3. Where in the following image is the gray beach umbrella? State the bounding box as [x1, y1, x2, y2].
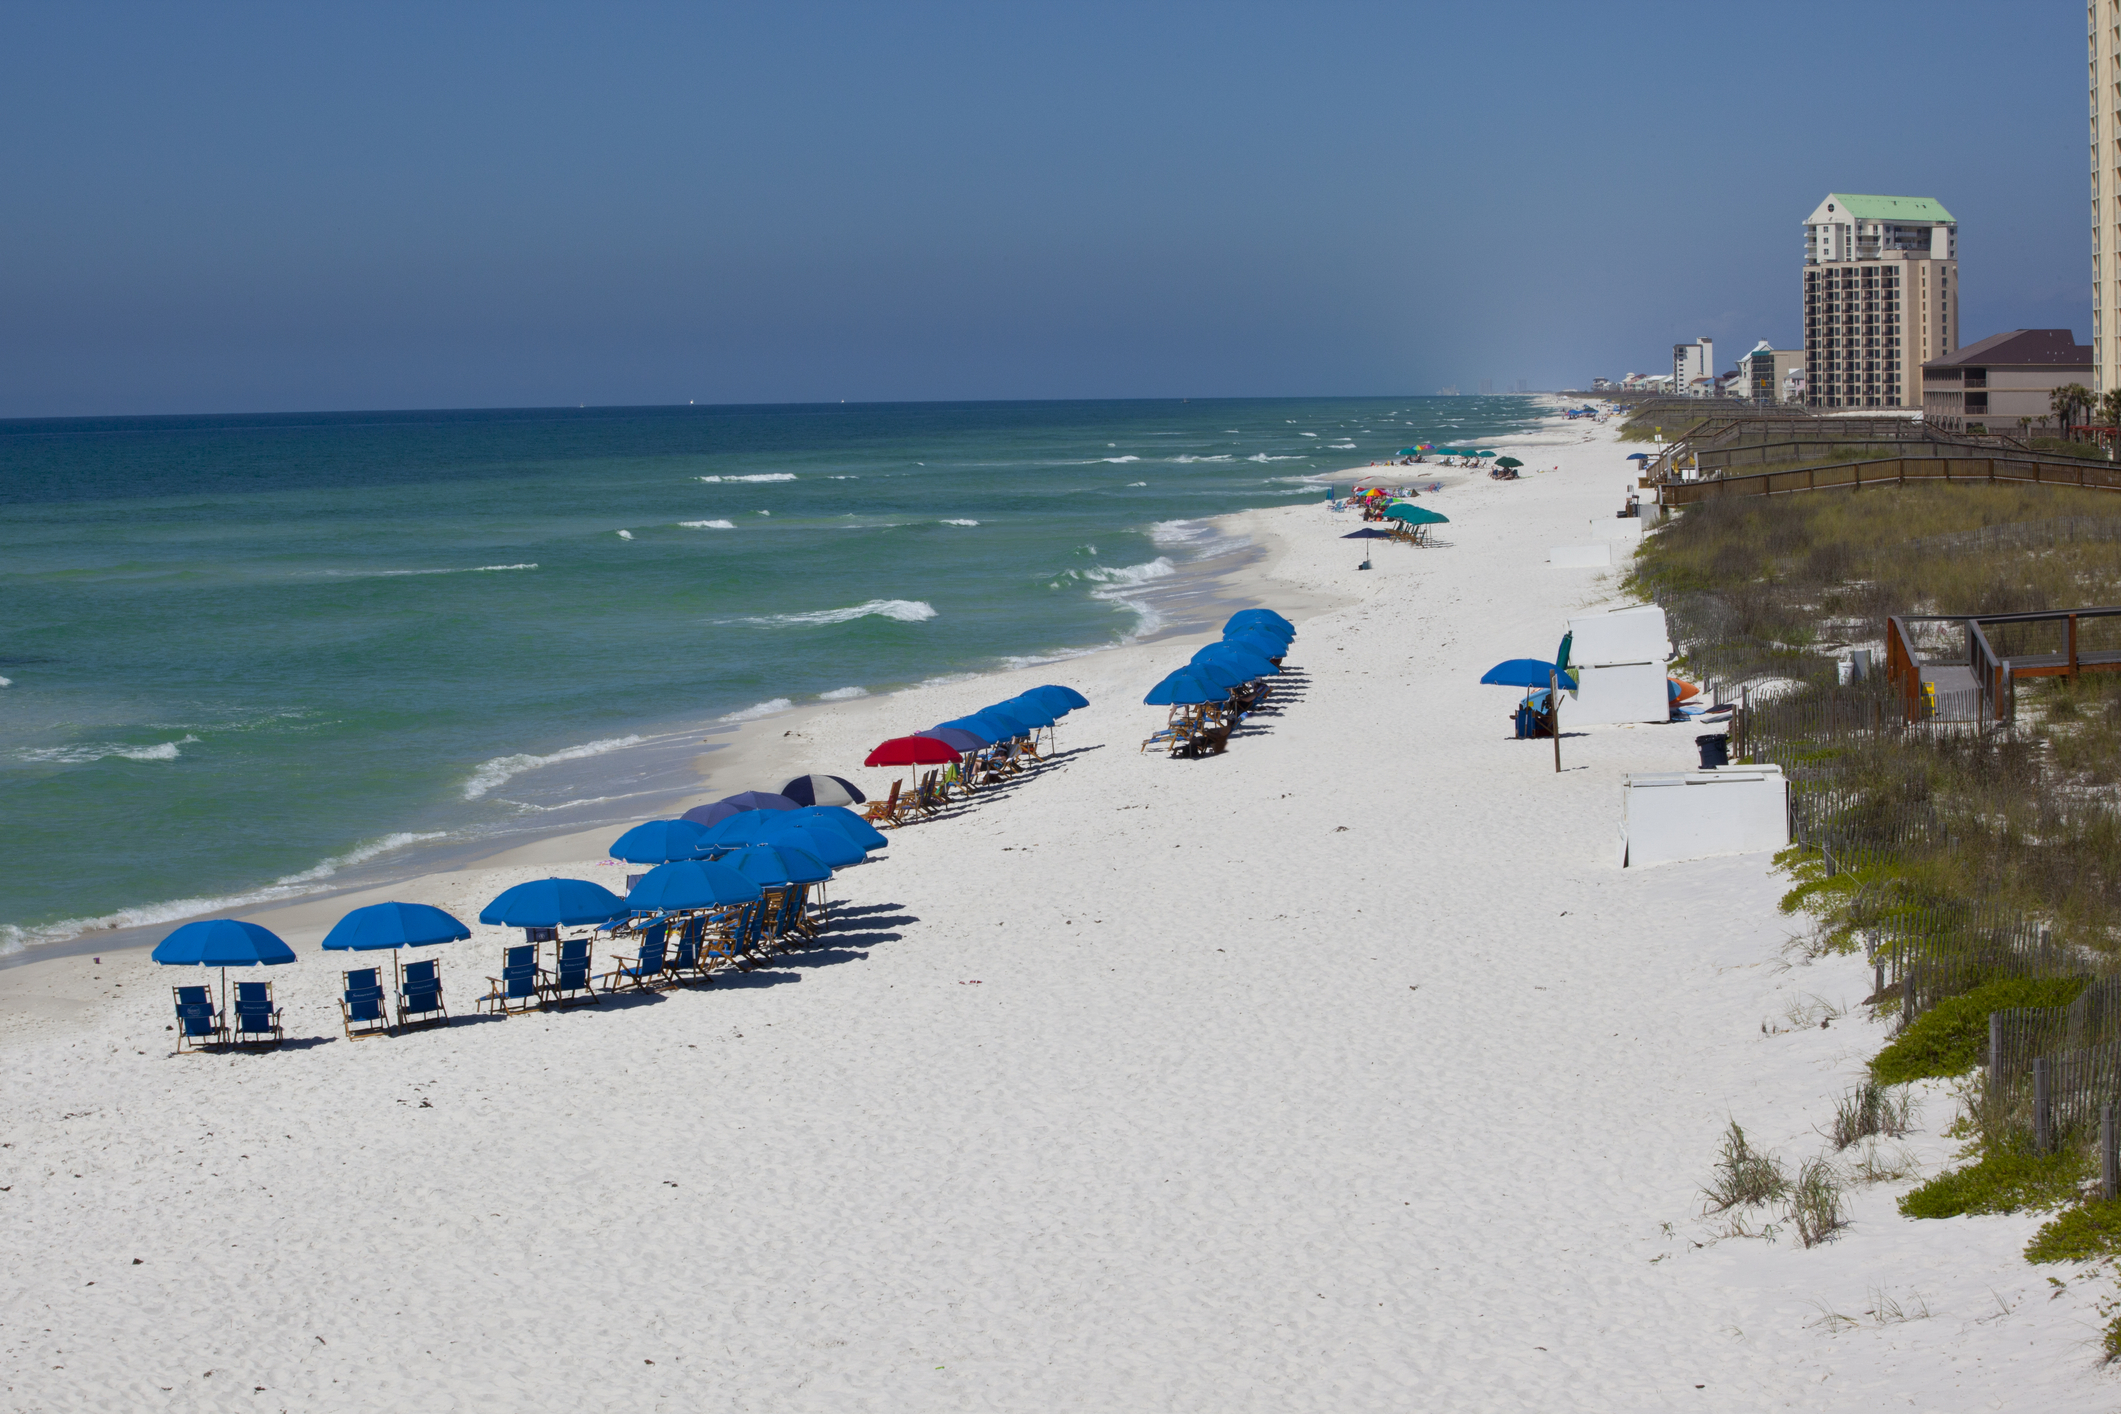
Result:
[779, 774, 867, 807]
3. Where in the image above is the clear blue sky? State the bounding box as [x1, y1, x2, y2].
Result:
[0, 2, 2085, 416]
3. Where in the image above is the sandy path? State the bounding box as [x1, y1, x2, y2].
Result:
[3, 421, 2113, 1411]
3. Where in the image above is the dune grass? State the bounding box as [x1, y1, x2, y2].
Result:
[1869, 978, 2091, 1086]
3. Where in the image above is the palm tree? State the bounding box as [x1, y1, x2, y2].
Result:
[2052, 381, 2094, 435]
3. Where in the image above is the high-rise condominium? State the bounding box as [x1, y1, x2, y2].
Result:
[2095, 5, 2118, 393]
[1802, 193, 1957, 409]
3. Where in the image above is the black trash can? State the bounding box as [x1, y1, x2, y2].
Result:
[1695, 733, 1729, 770]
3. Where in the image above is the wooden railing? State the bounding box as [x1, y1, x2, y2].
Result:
[1660, 455, 2121, 506]
[1885, 607, 2121, 723]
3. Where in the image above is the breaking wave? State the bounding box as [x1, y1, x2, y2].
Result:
[463, 734, 646, 800]
[1246, 453, 1302, 462]
[940, 519, 980, 527]
[719, 698, 794, 722]
[698, 473, 799, 482]
[733, 599, 939, 628]
[681, 520, 736, 529]
[17, 735, 198, 765]
[818, 686, 869, 700]
[0, 829, 452, 957]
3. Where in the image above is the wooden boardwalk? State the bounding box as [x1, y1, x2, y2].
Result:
[1658, 454, 2121, 506]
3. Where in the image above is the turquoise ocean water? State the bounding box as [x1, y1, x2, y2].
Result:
[0, 396, 1544, 953]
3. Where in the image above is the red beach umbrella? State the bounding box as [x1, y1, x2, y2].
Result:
[864, 735, 962, 767]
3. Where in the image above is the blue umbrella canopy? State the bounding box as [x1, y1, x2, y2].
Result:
[1342, 527, 1394, 539]
[1144, 670, 1229, 706]
[679, 800, 743, 827]
[625, 859, 762, 911]
[778, 773, 867, 807]
[478, 878, 630, 927]
[1386, 503, 1449, 525]
[933, 716, 1001, 744]
[721, 844, 833, 887]
[699, 810, 792, 847]
[978, 704, 1041, 733]
[1226, 609, 1294, 635]
[1022, 685, 1083, 715]
[607, 818, 710, 864]
[1624, 452, 1650, 461]
[715, 790, 800, 813]
[993, 697, 1056, 729]
[754, 819, 867, 868]
[1195, 642, 1280, 676]
[1481, 659, 1578, 690]
[790, 805, 888, 850]
[1224, 631, 1289, 658]
[1034, 684, 1090, 709]
[1185, 655, 1254, 690]
[152, 918, 297, 967]
[321, 902, 471, 952]
[924, 725, 991, 752]
[964, 708, 1032, 738]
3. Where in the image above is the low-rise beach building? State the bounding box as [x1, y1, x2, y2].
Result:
[1921, 328, 2092, 433]
[1803, 193, 1957, 410]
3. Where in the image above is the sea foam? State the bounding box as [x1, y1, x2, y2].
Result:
[17, 734, 198, 765]
[463, 734, 646, 800]
[734, 600, 938, 628]
[698, 473, 799, 482]
[681, 520, 736, 529]
[719, 698, 795, 722]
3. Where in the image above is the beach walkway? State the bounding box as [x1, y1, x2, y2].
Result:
[2, 418, 2110, 1411]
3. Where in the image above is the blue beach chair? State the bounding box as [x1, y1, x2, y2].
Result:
[171, 985, 223, 1052]
[542, 937, 600, 1009]
[481, 944, 542, 1015]
[604, 919, 670, 992]
[229, 980, 283, 1047]
[396, 957, 448, 1031]
[665, 915, 708, 986]
[340, 967, 390, 1040]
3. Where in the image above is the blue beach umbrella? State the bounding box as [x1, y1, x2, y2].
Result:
[715, 790, 800, 813]
[478, 878, 630, 928]
[934, 716, 1000, 744]
[1226, 609, 1294, 635]
[1224, 631, 1289, 659]
[966, 708, 1034, 738]
[1034, 684, 1089, 710]
[993, 697, 1057, 729]
[790, 805, 888, 850]
[608, 818, 711, 864]
[1185, 656, 1254, 690]
[153, 919, 298, 968]
[1196, 643, 1280, 676]
[1144, 670, 1229, 706]
[924, 726, 991, 753]
[1026, 685, 1087, 713]
[153, 918, 298, 1037]
[755, 819, 867, 868]
[979, 703, 1043, 733]
[698, 810, 792, 847]
[721, 844, 833, 888]
[1480, 659, 1578, 690]
[678, 800, 743, 827]
[624, 859, 761, 912]
[321, 902, 472, 952]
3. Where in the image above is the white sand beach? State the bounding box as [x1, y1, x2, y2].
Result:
[4, 418, 2115, 1411]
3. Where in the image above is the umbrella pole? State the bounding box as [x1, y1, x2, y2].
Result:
[1550, 670, 1561, 774]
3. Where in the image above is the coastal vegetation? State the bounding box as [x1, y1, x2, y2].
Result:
[1637, 482, 2121, 1326]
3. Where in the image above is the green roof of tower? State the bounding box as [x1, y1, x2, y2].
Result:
[1825, 193, 1954, 223]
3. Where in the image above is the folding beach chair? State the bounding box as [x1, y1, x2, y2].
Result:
[481, 943, 543, 1015]
[171, 985, 224, 1052]
[663, 915, 708, 986]
[862, 779, 906, 827]
[695, 907, 746, 975]
[542, 936, 601, 1009]
[340, 967, 391, 1040]
[396, 957, 448, 1031]
[229, 980, 284, 1047]
[604, 918, 670, 993]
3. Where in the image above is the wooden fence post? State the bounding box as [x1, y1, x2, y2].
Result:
[1990, 1011, 2004, 1074]
[1903, 969, 1915, 1028]
[2103, 1105, 2117, 1203]
[2035, 1057, 2052, 1154]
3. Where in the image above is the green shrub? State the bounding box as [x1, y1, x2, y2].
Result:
[1869, 976, 2089, 1086]
[2025, 1198, 2121, 1263]
[1899, 1143, 2089, 1219]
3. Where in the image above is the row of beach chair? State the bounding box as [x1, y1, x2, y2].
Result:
[861, 736, 1045, 830]
[168, 883, 830, 1047]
